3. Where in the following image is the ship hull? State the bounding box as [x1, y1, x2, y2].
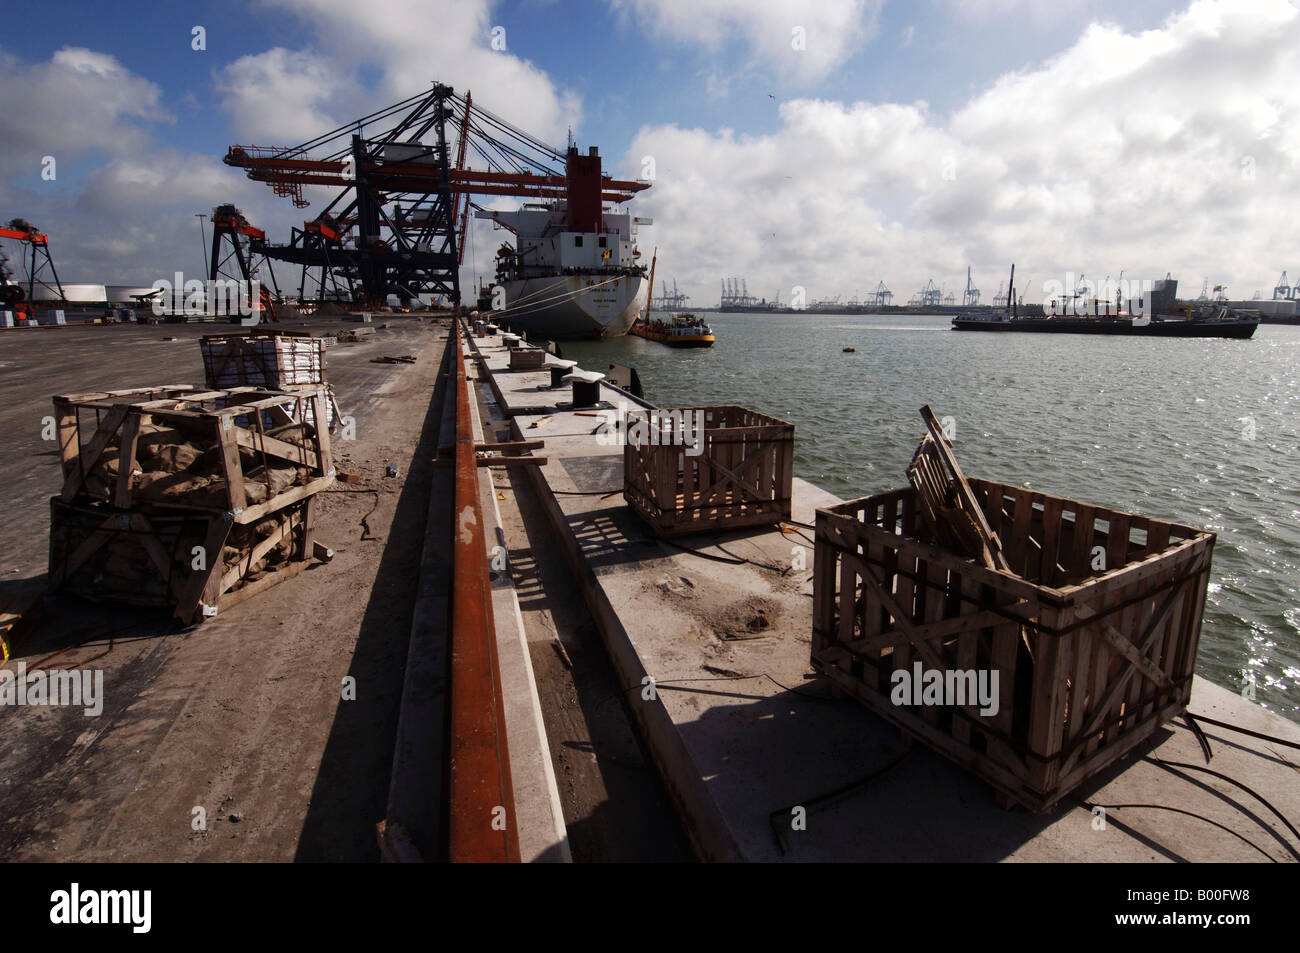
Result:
[953, 316, 1258, 339]
[494, 274, 647, 339]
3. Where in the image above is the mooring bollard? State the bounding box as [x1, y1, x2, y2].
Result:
[563, 369, 605, 408]
[547, 358, 577, 388]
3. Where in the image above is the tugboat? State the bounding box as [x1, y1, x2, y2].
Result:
[629, 312, 715, 348]
[627, 249, 715, 347]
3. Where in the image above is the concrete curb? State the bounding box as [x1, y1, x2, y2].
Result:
[468, 334, 743, 862]
[468, 357, 571, 863]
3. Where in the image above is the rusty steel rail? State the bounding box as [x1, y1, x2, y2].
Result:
[448, 320, 520, 862]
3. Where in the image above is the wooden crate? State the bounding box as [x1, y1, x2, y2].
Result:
[812, 479, 1215, 811]
[52, 385, 333, 525]
[624, 405, 793, 537]
[49, 495, 321, 624]
[200, 330, 325, 389]
[200, 331, 338, 429]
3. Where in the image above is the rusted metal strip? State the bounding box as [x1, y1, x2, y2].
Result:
[448, 321, 520, 863]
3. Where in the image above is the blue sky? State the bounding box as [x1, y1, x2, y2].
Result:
[1, 0, 1297, 304]
[3, 0, 1191, 160]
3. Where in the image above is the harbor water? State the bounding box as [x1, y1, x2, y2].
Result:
[562, 312, 1300, 724]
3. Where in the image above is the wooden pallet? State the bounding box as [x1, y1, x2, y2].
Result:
[812, 481, 1214, 812]
[52, 385, 333, 524]
[908, 405, 1011, 572]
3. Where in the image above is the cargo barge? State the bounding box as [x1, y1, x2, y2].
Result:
[952, 309, 1258, 338]
[953, 275, 1258, 339]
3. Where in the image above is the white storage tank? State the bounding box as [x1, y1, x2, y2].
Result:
[31, 283, 107, 303]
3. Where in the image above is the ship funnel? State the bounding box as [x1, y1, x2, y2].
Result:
[566, 147, 603, 233]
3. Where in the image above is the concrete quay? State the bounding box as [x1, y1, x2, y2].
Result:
[468, 327, 1300, 863]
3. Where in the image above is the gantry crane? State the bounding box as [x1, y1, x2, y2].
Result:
[220, 83, 649, 309]
[0, 218, 64, 308]
[207, 204, 287, 321]
[962, 267, 980, 307]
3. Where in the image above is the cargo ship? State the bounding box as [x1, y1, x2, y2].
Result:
[953, 308, 1258, 338]
[952, 276, 1258, 339]
[629, 313, 715, 348]
[476, 146, 651, 339]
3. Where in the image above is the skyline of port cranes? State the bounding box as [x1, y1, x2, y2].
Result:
[1272, 271, 1300, 300]
[713, 266, 1300, 309]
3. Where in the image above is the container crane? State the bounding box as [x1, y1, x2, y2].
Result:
[221, 83, 649, 309]
[0, 218, 64, 308]
[962, 267, 980, 307]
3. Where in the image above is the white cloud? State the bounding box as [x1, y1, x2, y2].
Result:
[217, 48, 347, 142]
[2, 2, 585, 286]
[938, 0, 1092, 22]
[0, 47, 282, 285]
[0, 47, 167, 179]
[219, 0, 581, 147]
[625, 0, 1300, 306]
[66, 151, 267, 282]
[608, 0, 884, 86]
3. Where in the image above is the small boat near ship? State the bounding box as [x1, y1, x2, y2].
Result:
[628, 250, 714, 347]
[629, 312, 715, 347]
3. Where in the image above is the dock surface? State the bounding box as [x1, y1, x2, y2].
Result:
[1, 317, 1296, 864]
[0, 318, 451, 861]
[470, 329, 1300, 862]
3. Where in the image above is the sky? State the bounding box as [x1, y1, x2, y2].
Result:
[1, 0, 1297, 307]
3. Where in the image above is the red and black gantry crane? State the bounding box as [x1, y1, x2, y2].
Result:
[215, 82, 648, 310]
[0, 218, 65, 315]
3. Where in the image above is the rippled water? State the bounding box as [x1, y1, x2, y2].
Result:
[562, 313, 1300, 724]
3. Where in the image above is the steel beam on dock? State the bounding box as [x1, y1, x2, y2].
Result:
[448, 321, 520, 862]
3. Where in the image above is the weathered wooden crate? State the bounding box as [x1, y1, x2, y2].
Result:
[812, 479, 1215, 811]
[200, 331, 337, 429]
[624, 405, 794, 537]
[49, 495, 322, 624]
[508, 347, 546, 370]
[200, 330, 325, 388]
[52, 385, 333, 524]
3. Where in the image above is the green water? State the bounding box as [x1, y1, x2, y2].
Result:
[562, 312, 1300, 724]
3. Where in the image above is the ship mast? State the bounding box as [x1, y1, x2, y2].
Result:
[641, 247, 658, 325]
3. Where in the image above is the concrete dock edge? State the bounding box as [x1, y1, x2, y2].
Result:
[467, 334, 742, 862]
